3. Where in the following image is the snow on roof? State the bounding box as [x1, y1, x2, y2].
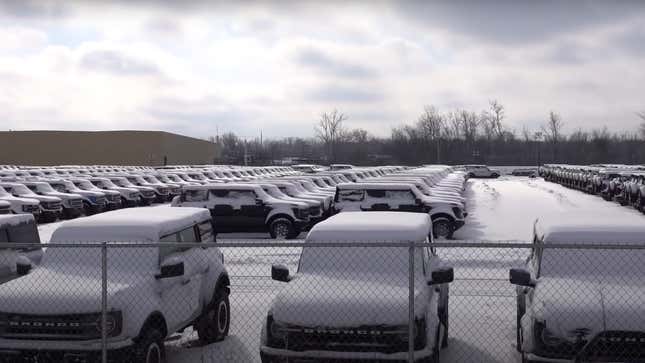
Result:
[0, 214, 35, 227]
[538, 222, 645, 244]
[306, 212, 431, 243]
[336, 182, 416, 190]
[50, 207, 211, 243]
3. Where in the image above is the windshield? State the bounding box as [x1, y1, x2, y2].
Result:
[76, 181, 96, 190]
[49, 183, 68, 193]
[113, 178, 134, 187]
[10, 185, 34, 195]
[37, 183, 55, 193]
[540, 249, 645, 278]
[97, 179, 117, 188]
[299, 246, 424, 279]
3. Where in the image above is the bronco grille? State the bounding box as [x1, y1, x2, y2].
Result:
[107, 194, 120, 203]
[142, 190, 155, 198]
[43, 201, 62, 210]
[96, 196, 107, 205]
[578, 331, 645, 362]
[309, 206, 322, 217]
[70, 199, 83, 208]
[0, 313, 101, 340]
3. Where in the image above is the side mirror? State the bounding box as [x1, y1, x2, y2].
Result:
[415, 198, 422, 205]
[255, 198, 265, 206]
[155, 261, 185, 279]
[429, 267, 454, 285]
[16, 256, 33, 276]
[509, 268, 535, 287]
[271, 264, 291, 282]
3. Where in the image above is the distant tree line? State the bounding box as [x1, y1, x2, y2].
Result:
[212, 102, 645, 166]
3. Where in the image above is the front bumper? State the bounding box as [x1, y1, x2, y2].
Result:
[0, 337, 133, 362]
[38, 210, 62, 223]
[260, 345, 434, 362]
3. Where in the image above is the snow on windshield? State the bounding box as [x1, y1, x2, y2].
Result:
[299, 246, 424, 279]
[11, 185, 33, 194]
[540, 249, 645, 278]
[50, 183, 67, 193]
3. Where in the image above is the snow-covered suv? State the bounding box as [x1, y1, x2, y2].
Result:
[511, 221, 645, 363]
[0, 208, 230, 363]
[463, 165, 501, 178]
[0, 186, 40, 217]
[22, 181, 84, 219]
[261, 212, 454, 362]
[173, 184, 311, 239]
[333, 183, 466, 239]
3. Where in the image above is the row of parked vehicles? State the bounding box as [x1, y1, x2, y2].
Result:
[540, 164, 645, 213]
[2, 207, 643, 362]
[0, 164, 469, 240]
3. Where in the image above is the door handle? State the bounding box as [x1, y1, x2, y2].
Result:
[181, 278, 191, 286]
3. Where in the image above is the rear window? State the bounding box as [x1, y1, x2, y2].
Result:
[338, 189, 364, 202]
[183, 189, 208, 202]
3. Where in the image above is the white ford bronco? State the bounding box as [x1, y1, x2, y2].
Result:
[511, 220, 645, 363]
[261, 212, 454, 362]
[0, 207, 230, 363]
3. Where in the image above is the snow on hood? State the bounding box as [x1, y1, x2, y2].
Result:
[271, 273, 427, 327]
[0, 266, 143, 314]
[532, 277, 645, 339]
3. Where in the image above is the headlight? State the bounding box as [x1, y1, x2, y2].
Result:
[22, 204, 34, 212]
[89, 196, 97, 203]
[95, 311, 123, 338]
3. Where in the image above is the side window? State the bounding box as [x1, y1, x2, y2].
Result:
[210, 189, 229, 198]
[385, 190, 415, 203]
[183, 189, 208, 202]
[198, 221, 215, 242]
[0, 228, 8, 242]
[178, 226, 197, 242]
[338, 189, 364, 202]
[159, 232, 180, 263]
[228, 190, 257, 204]
[366, 189, 386, 198]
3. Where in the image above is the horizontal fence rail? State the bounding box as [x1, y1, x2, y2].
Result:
[1, 240, 645, 363]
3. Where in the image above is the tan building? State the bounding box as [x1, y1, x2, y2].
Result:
[0, 130, 220, 166]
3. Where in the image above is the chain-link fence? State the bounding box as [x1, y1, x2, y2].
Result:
[1, 241, 645, 363]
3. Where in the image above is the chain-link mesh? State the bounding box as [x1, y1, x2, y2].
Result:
[1, 241, 645, 363]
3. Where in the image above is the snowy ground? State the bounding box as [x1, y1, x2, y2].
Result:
[36, 177, 645, 362]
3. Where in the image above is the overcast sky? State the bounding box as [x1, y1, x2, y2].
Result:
[1, 0, 644, 139]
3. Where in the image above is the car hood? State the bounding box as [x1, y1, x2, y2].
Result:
[19, 194, 60, 202]
[532, 277, 645, 336]
[44, 191, 83, 200]
[271, 273, 427, 327]
[0, 195, 39, 205]
[0, 266, 143, 314]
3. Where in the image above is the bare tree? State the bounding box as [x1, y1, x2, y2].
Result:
[416, 106, 445, 141]
[638, 112, 645, 139]
[542, 111, 564, 161]
[315, 109, 348, 163]
[457, 109, 480, 143]
[487, 100, 505, 138]
[521, 125, 532, 142]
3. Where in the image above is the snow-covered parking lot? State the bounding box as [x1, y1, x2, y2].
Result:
[36, 177, 645, 362]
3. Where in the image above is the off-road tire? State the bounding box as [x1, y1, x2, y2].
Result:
[197, 288, 230, 343]
[133, 328, 166, 363]
[269, 218, 295, 240]
[432, 219, 453, 240]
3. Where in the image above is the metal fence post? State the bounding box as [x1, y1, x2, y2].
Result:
[408, 242, 415, 363]
[101, 242, 108, 363]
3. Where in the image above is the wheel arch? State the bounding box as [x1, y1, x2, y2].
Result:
[136, 311, 168, 342]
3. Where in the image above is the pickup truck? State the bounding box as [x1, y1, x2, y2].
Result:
[0, 207, 230, 363]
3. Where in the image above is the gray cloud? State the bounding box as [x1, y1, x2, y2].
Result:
[307, 84, 384, 103]
[394, 0, 645, 45]
[295, 47, 378, 79]
[79, 50, 160, 76]
[0, 0, 69, 18]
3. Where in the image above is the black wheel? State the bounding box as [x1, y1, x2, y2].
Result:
[133, 328, 166, 363]
[197, 288, 230, 343]
[269, 218, 295, 240]
[432, 219, 453, 240]
[491, 173, 500, 178]
[468, 172, 475, 178]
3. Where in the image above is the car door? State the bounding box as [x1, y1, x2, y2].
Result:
[390, 190, 423, 212]
[209, 190, 236, 232]
[158, 231, 198, 330]
[236, 190, 267, 229]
